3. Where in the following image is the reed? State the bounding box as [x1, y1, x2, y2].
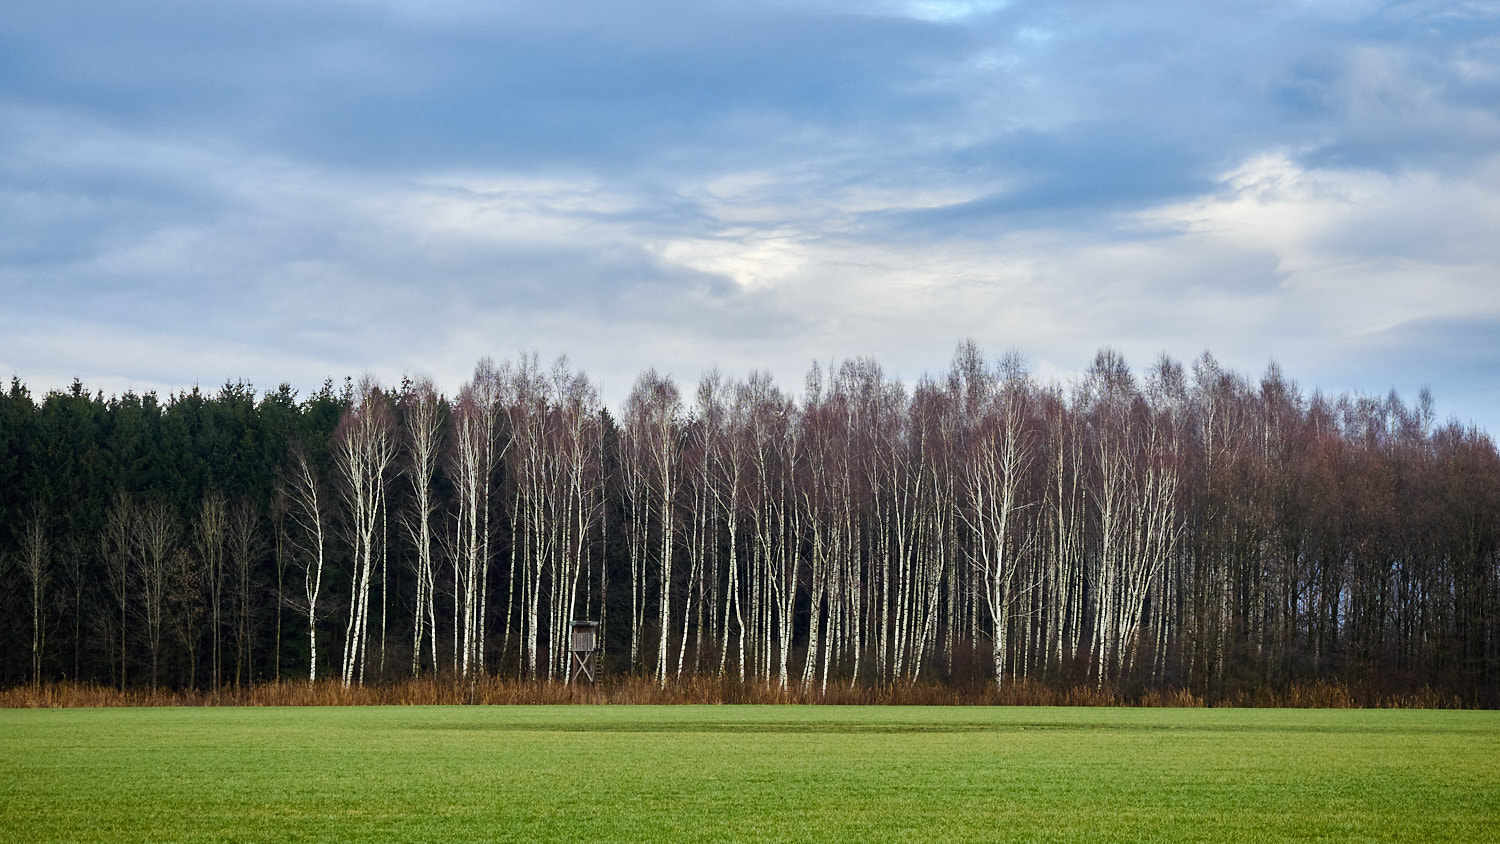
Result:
[0, 676, 1472, 708]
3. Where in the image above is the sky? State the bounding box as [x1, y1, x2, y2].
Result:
[3, 0, 1499, 430]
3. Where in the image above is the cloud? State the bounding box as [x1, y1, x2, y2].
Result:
[2, 0, 1499, 432]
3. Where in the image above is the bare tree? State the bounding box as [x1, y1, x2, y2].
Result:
[101, 492, 135, 690]
[553, 364, 603, 682]
[136, 499, 177, 693]
[227, 498, 261, 688]
[961, 353, 1035, 687]
[4, 348, 1497, 700]
[166, 547, 205, 688]
[696, 371, 742, 678]
[738, 372, 800, 688]
[623, 370, 684, 685]
[620, 398, 650, 672]
[506, 356, 554, 680]
[401, 376, 445, 678]
[196, 491, 227, 688]
[517, 359, 604, 681]
[448, 361, 508, 681]
[334, 376, 398, 687]
[59, 536, 86, 681]
[20, 506, 50, 686]
[285, 444, 328, 681]
[269, 486, 289, 681]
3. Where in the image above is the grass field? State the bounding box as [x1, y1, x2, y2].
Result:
[2, 705, 1497, 842]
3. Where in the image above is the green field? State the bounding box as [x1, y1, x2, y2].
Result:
[2, 705, 1497, 842]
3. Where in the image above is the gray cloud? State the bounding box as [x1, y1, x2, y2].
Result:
[2, 0, 1498, 431]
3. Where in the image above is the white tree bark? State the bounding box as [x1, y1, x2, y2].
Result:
[401, 377, 444, 677]
[286, 445, 327, 682]
[335, 377, 397, 687]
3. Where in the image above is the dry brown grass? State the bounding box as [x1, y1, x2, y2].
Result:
[0, 677, 1471, 709]
[1218, 680, 1468, 710]
[1135, 686, 1206, 707]
[0, 677, 1126, 708]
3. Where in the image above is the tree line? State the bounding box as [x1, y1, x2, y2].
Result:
[1, 344, 1497, 702]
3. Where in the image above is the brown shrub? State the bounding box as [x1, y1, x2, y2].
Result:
[0, 676, 1475, 709]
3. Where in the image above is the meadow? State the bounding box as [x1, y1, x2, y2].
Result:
[2, 705, 1497, 842]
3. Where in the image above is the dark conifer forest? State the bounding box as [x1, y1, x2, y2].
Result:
[2, 344, 1497, 703]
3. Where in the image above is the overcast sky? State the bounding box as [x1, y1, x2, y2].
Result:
[3, 0, 1498, 430]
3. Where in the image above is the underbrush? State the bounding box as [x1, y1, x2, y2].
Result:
[0, 676, 1473, 708]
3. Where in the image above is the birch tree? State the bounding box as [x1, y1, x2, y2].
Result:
[700, 372, 750, 679]
[448, 360, 510, 680]
[548, 363, 603, 682]
[623, 370, 684, 685]
[269, 487, 289, 681]
[285, 444, 328, 681]
[1, 349, 1496, 699]
[334, 377, 397, 686]
[400, 376, 444, 677]
[961, 353, 1035, 686]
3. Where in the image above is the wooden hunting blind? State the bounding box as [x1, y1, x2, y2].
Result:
[570, 621, 598, 684]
